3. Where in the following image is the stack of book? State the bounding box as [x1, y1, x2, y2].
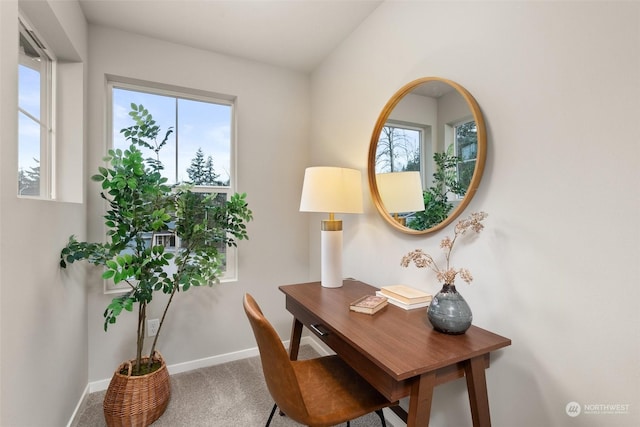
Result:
[376, 285, 432, 310]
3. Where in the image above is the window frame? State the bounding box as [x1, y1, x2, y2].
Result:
[376, 121, 424, 174]
[17, 17, 56, 199]
[453, 118, 478, 197]
[104, 78, 239, 293]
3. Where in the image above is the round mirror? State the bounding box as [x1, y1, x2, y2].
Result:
[367, 77, 487, 235]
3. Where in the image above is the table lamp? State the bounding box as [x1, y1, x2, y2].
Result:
[376, 171, 425, 226]
[300, 167, 363, 288]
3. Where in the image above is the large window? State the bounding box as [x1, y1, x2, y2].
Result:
[111, 84, 233, 188]
[108, 81, 238, 284]
[18, 20, 54, 197]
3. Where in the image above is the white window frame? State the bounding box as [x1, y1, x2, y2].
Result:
[377, 121, 424, 174]
[104, 78, 239, 293]
[453, 118, 478, 199]
[18, 17, 56, 199]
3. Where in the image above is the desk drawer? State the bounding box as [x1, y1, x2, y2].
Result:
[286, 297, 411, 401]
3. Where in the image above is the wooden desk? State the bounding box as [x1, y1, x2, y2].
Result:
[279, 279, 511, 427]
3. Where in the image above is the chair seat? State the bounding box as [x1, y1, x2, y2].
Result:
[243, 293, 396, 427]
[292, 355, 394, 427]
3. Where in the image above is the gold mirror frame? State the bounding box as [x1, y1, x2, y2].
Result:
[367, 77, 487, 235]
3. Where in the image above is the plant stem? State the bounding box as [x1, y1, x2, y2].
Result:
[136, 301, 146, 375]
[147, 283, 177, 368]
[147, 247, 192, 369]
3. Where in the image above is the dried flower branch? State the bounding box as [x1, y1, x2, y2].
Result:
[400, 211, 488, 285]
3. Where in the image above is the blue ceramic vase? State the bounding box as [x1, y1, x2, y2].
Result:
[427, 284, 472, 334]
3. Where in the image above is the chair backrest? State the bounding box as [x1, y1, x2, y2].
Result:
[243, 294, 310, 422]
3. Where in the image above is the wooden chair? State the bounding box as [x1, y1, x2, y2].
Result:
[243, 293, 396, 427]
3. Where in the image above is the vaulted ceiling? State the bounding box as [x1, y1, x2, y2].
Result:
[79, 0, 383, 72]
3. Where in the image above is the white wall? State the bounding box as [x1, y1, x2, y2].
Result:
[86, 25, 312, 382]
[0, 1, 88, 426]
[311, 2, 639, 427]
[2, 1, 638, 426]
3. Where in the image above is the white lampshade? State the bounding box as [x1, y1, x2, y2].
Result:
[299, 166, 363, 288]
[300, 167, 363, 214]
[376, 171, 425, 214]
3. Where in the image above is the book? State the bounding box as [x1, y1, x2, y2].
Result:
[380, 285, 432, 304]
[349, 295, 388, 315]
[376, 291, 431, 310]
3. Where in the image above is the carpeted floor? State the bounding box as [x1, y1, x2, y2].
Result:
[74, 345, 392, 426]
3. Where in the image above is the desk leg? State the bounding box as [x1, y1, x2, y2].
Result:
[288, 318, 303, 361]
[407, 371, 436, 426]
[465, 355, 491, 427]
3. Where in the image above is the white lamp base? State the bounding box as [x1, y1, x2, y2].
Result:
[320, 229, 343, 288]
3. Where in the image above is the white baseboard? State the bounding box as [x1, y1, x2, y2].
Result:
[68, 336, 407, 427]
[70, 336, 318, 426]
[88, 338, 315, 393]
[66, 383, 91, 427]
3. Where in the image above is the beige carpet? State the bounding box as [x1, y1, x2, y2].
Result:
[74, 345, 392, 426]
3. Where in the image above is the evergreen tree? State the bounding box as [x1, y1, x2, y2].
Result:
[403, 150, 421, 172]
[18, 159, 40, 196]
[203, 155, 220, 185]
[186, 148, 207, 184]
[187, 148, 221, 186]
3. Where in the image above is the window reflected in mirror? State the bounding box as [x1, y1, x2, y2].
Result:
[374, 102, 478, 231]
[454, 120, 478, 194]
[368, 77, 486, 235]
[375, 124, 422, 173]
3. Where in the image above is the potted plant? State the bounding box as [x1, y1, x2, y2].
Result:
[60, 104, 252, 426]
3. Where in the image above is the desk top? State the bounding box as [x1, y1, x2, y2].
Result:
[280, 279, 511, 381]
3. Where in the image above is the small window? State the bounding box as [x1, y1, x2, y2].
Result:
[375, 124, 422, 173]
[107, 80, 238, 286]
[454, 120, 478, 193]
[18, 20, 54, 197]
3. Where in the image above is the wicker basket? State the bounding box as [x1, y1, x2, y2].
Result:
[103, 352, 171, 427]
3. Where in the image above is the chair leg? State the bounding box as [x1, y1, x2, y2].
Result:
[265, 403, 277, 427]
[375, 409, 387, 427]
[346, 421, 350, 427]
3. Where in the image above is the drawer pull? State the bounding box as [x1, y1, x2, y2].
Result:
[310, 324, 329, 337]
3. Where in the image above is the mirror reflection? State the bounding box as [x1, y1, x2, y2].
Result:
[368, 77, 486, 235]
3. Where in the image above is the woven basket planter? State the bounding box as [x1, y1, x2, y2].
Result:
[103, 352, 171, 427]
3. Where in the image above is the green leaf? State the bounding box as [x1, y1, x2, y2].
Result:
[61, 103, 254, 358]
